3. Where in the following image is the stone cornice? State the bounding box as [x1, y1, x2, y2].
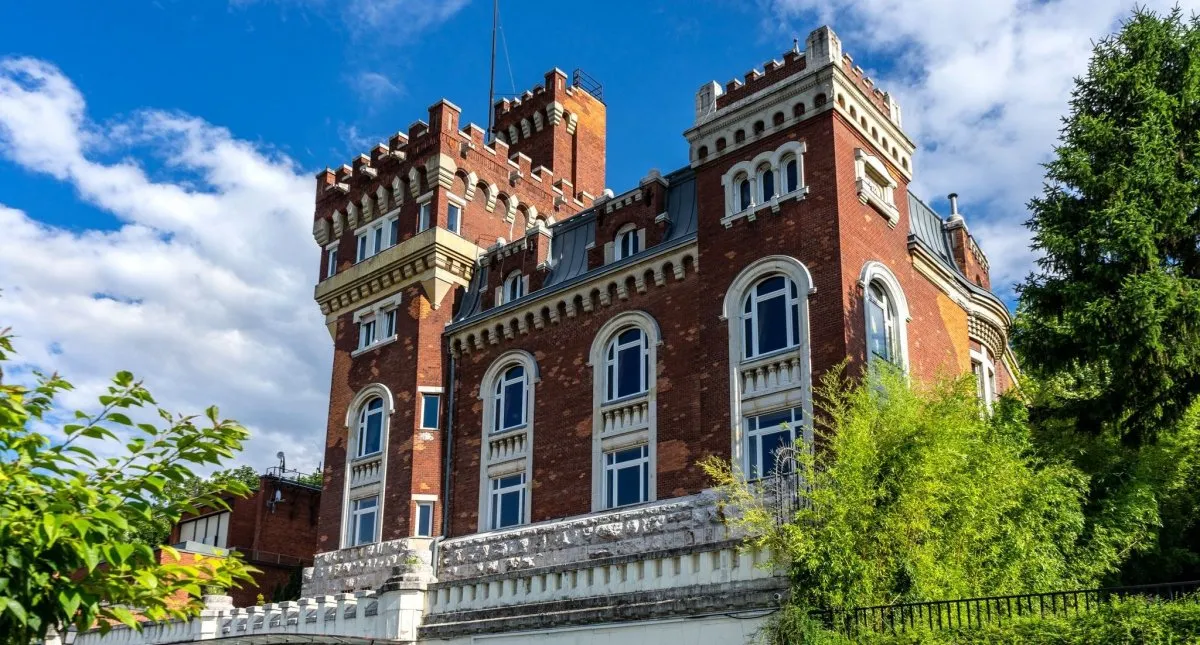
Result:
[314, 228, 482, 324]
[909, 240, 1012, 355]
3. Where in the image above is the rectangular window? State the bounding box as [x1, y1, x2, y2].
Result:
[358, 318, 376, 350]
[388, 215, 400, 247]
[178, 512, 230, 548]
[372, 223, 385, 255]
[420, 393, 440, 430]
[604, 445, 649, 509]
[418, 202, 432, 232]
[415, 502, 434, 537]
[325, 245, 338, 278]
[745, 407, 802, 480]
[447, 203, 462, 234]
[350, 497, 378, 546]
[489, 473, 526, 530]
[356, 232, 369, 262]
[383, 309, 397, 339]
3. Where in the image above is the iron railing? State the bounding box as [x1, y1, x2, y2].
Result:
[572, 68, 604, 102]
[811, 580, 1200, 636]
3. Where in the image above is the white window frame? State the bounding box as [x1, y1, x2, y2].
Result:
[386, 214, 400, 247]
[744, 406, 803, 480]
[614, 224, 641, 261]
[503, 271, 525, 304]
[720, 141, 808, 226]
[446, 194, 465, 235]
[859, 261, 910, 373]
[488, 472, 527, 531]
[477, 351, 538, 532]
[417, 198, 433, 232]
[325, 242, 339, 279]
[492, 364, 528, 433]
[855, 149, 900, 225]
[971, 345, 997, 411]
[741, 275, 803, 360]
[723, 256, 814, 481]
[355, 231, 370, 262]
[352, 294, 402, 356]
[341, 384, 393, 549]
[603, 444, 649, 509]
[420, 391, 441, 430]
[349, 496, 379, 546]
[589, 311, 661, 512]
[178, 511, 230, 548]
[604, 327, 649, 402]
[415, 501, 434, 537]
[355, 396, 385, 458]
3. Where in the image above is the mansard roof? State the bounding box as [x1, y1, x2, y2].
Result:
[450, 166, 698, 327]
[907, 191, 1008, 308]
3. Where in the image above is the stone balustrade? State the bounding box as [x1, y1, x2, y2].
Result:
[599, 396, 650, 435]
[486, 429, 527, 464]
[349, 455, 383, 489]
[301, 537, 432, 597]
[740, 352, 804, 399]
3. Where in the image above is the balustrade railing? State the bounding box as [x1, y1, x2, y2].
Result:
[600, 396, 650, 435]
[740, 353, 803, 398]
[487, 429, 527, 463]
[349, 456, 382, 489]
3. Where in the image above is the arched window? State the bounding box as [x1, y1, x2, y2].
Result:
[605, 327, 649, 401]
[758, 163, 775, 202]
[716, 137, 727, 152]
[793, 102, 806, 117]
[492, 365, 528, 433]
[814, 93, 827, 107]
[356, 397, 384, 457]
[697, 145, 708, 160]
[773, 111, 785, 126]
[615, 225, 640, 261]
[734, 129, 746, 144]
[866, 281, 898, 365]
[753, 120, 765, 135]
[741, 275, 801, 359]
[783, 155, 799, 194]
[860, 262, 909, 371]
[504, 271, 524, 304]
[737, 173, 753, 211]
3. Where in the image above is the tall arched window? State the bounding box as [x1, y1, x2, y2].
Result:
[783, 155, 799, 194]
[742, 275, 802, 359]
[615, 225, 640, 261]
[758, 163, 775, 202]
[357, 397, 384, 457]
[866, 281, 898, 365]
[860, 262, 910, 372]
[503, 271, 524, 304]
[492, 364, 528, 433]
[737, 174, 752, 211]
[605, 327, 648, 401]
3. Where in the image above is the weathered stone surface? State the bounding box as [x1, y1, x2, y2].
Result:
[301, 537, 433, 597]
[436, 492, 732, 581]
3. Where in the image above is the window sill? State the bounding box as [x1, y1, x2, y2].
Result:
[350, 452, 383, 464]
[351, 335, 399, 358]
[721, 186, 809, 229]
[856, 179, 900, 227]
[741, 344, 803, 368]
[490, 424, 528, 438]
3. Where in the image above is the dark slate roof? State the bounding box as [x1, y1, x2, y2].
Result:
[450, 167, 698, 327]
[907, 191, 958, 272]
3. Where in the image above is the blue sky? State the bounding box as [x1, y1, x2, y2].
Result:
[0, 0, 1190, 472]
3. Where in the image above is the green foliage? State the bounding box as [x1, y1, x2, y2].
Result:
[702, 367, 1123, 643]
[126, 465, 262, 548]
[850, 596, 1200, 644]
[294, 468, 324, 489]
[1013, 8, 1200, 447]
[0, 327, 256, 643]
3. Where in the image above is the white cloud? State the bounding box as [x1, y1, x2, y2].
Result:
[229, 0, 469, 40]
[768, 0, 1200, 297]
[349, 71, 403, 104]
[0, 57, 329, 473]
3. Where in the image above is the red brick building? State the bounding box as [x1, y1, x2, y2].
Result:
[169, 473, 320, 606]
[308, 26, 1015, 557]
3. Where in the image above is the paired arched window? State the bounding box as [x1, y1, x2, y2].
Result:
[356, 397, 384, 457]
[605, 327, 649, 401]
[615, 225, 640, 261]
[492, 364, 528, 433]
[503, 271, 524, 304]
[783, 155, 799, 194]
[741, 275, 802, 359]
[720, 141, 807, 224]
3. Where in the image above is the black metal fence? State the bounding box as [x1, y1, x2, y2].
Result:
[811, 580, 1200, 636]
[572, 68, 604, 102]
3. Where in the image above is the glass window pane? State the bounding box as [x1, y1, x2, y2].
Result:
[506, 365, 525, 380]
[614, 446, 643, 463]
[502, 381, 524, 428]
[390, 218, 399, 246]
[757, 276, 785, 296]
[605, 468, 614, 508]
[758, 429, 793, 477]
[498, 490, 521, 527]
[762, 171, 775, 200]
[786, 160, 798, 192]
[616, 463, 642, 506]
[740, 180, 751, 210]
[867, 300, 888, 360]
[417, 503, 433, 537]
[757, 293, 788, 354]
[616, 345, 642, 398]
[364, 411, 382, 454]
[421, 394, 440, 429]
[617, 328, 641, 345]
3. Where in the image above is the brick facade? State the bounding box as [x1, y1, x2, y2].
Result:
[309, 26, 1017, 550]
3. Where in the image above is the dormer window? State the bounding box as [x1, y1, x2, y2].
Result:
[504, 271, 525, 303]
[615, 225, 640, 261]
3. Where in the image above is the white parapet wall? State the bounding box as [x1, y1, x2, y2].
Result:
[301, 536, 433, 597]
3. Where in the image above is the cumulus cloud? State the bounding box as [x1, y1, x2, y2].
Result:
[0, 57, 329, 472]
[768, 0, 1200, 298]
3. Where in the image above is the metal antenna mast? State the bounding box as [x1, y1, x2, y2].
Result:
[486, 0, 498, 140]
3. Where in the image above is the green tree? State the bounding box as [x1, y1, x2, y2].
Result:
[0, 328, 255, 643]
[125, 465, 261, 548]
[1013, 8, 1200, 447]
[1012, 7, 1200, 583]
[703, 368, 1120, 643]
